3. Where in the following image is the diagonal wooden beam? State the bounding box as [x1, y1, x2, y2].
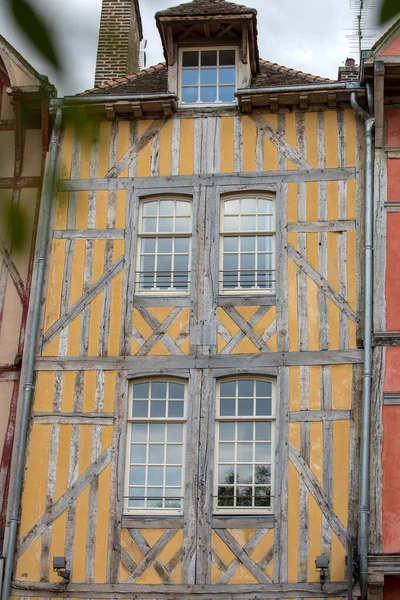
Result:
[19, 446, 112, 556]
[125, 529, 178, 584]
[287, 244, 358, 324]
[216, 528, 270, 583]
[221, 307, 274, 355]
[136, 307, 184, 356]
[106, 119, 168, 178]
[215, 529, 272, 584]
[289, 442, 347, 547]
[0, 241, 25, 302]
[120, 547, 137, 574]
[258, 546, 274, 571]
[249, 112, 312, 170]
[43, 256, 124, 347]
[222, 306, 268, 353]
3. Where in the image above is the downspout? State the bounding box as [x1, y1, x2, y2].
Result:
[350, 91, 375, 600]
[0, 108, 63, 600]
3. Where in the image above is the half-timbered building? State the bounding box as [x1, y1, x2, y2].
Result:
[2, 1, 393, 599]
[0, 35, 54, 562]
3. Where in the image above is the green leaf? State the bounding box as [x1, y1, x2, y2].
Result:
[1, 201, 28, 252]
[8, 0, 60, 69]
[380, 0, 400, 24]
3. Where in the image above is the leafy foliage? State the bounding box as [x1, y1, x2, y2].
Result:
[7, 0, 60, 70]
[380, 0, 400, 24]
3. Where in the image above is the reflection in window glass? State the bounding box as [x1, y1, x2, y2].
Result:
[215, 379, 274, 512]
[137, 198, 192, 293]
[221, 196, 275, 292]
[126, 381, 186, 513]
[181, 48, 236, 104]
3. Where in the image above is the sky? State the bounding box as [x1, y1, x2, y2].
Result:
[0, 0, 387, 96]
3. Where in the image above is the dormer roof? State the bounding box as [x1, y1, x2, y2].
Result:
[155, 0, 257, 18]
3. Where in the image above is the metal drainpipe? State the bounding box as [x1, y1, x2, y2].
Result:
[350, 91, 375, 600]
[0, 108, 63, 600]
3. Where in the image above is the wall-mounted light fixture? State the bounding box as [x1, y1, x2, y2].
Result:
[53, 557, 70, 585]
[315, 555, 329, 587]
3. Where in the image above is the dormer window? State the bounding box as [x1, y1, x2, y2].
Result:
[180, 48, 237, 105]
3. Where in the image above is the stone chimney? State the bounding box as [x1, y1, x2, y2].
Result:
[338, 58, 359, 82]
[95, 0, 143, 87]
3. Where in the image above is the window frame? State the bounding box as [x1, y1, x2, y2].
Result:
[213, 376, 276, 516]
[136, 196, 193, 296]
[124, 377, 188, 516]
[178, 46, 238, 107]
[219, 193, 276, 295]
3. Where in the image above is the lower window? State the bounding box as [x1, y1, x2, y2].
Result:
[125, 379, 186, 515]
[214, 378, 275, 513]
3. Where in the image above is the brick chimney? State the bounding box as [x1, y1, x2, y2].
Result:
[338, 58, 359, 82]
[95, 0, 143, 87]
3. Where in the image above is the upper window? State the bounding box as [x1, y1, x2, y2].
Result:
[137, 197, 192, 294]
[180, 48, 237, 105]
[214, 378, 275, 514]
[125, 379, 187, 515]
[220, 195, 276, 293]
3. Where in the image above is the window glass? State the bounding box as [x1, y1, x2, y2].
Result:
[215, 379, 274, 512]
[126, 380, 186, 513]
[181, 48, 237, 104]
[137, 198, 192, 293]
[220, 196, 275, 292]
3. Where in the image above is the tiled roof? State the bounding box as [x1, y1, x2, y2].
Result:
[251, 59, 334, 87]
[80, 63, 168, 96]
[156, 0, 257, 18]
[81, 59, 333, 96]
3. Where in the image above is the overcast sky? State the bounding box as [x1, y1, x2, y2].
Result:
[0, 0, 387, 96]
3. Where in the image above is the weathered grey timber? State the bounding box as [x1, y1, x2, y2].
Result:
[10, 581, 349, 598]
[249, 112, 312, 170]
[218, 295, 276, 307]
[42, 256, 124, 346]
[32, 414, 114, 425]
[34, 350, 364, 371]
[298, 365, 309, 583]
[321, 365, 333, 575]
[133, 296, 190, 307]
[18, 446, 112, 556]
[214, 529, 272, 584]
[0, 241, 25, 302]
[369, 347, 385, 554]
[58, 168, 357, 192]
[287, 220, 356, 232]
[276, 183, 289, 352]
[289, 410, 351, 422]
[373, 151, 387, 331]
[40, 423, 59, 581]
[215, 529, 271, 584]
[288, 244, 358, 323]
[136, 307, 184, 356]
[347, 364, 362, 547]
[220, 307, 273, 354]
[274, 367, 289, 583]
[125, 529, 178, 584]
[121, 517, 184, 529]
[289, 442, 347, 547]
[105, 119, 168, 178]
[52, 229, 125, 239]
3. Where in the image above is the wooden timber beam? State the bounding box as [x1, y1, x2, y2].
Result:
[10, 581, 350, 598]
[34, 350, 364, 372]
[0, 176, 41, 188]
[374, 61, 385, 149]
[0, 241, 26, 303]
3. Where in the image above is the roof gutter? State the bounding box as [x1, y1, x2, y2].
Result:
[50, 93, 177, 107]
[236, 81, 363, 95]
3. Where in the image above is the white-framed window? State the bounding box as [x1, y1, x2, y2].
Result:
[214, 377, 275, 514]
[220, 194, 276, 293]
[125, 379, 187, 515]
[136, 197, 192, 294]
[180, 47, 237, 105]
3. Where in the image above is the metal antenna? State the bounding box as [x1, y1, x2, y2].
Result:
[346, 0, 377, 60]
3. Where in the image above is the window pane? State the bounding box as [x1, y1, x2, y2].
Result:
[142, 238, 156, 253]
[201, 50, 217, 66]
[182, 69, 199, 85]
[255, 487, 271, 507]
[241, 198, 257, 213]
[224, 237, 239, 252]
[256, 422, 271, 441]
[174, 255, 189, 273]
[255, 465, 271, 484]
[143, 217, 157, 233]
[258, 236, 273, 251]
[133, 401, 148, 418]
[238, 399, 254, 416]
[238, 380, 254, 397]
[159, 200, 174, 216]
[237, 487, 252, 506]
[159, 217, 174, 233]
[256, 399, 272, 416]
[200, 86, 217, 103]
[238, 422, 253, 441]
[237, 465, 253, 484]
[241, 254, 256, 271]
[166, 466, 181, 485]
[219, 443, 235, 462]
[220, 381, 236, 397]
[237, 443, 253, 462]
[149, 445, 164, 463]
[225, 199, 239, 214]
[151, 401, 166, 418]
[242, 215, 257, 231]
[257, 380, 272, 397]
[220, 49, 236, 66]
[176, 201, 191, 216]
[166, 445, 182, 464]
[132, 423, 147, 442]
[175, 217, 191, 232]
[219, 68, 236, 84]
[224, 254, 238, 271]
[219, 86, 236, 102]
[182, 87, 198, 103]
[130, 466, 145, 485]
[167, 423, 183, 442]
[152, 382, 167, 398]
[218, 487, 234, 506]
[258, 199, 272, 214]
[255, 443, 272, 462]
[131, 445, 146, 463]
[220, 422, 235, 441]
[134, 383, 149, 398]
[141, 255, 155, 273]
[158, 255, 172, 273]
[220, 399, 236, 416]
[169, 383, 185, 399]
[224, 216, 239, 231]
[219, 465, 235, 484]
[158, 238, 173, 253]
[148, 466, 163, 485]
[241, 237, 256, 251]
[201, 68, 217, 84]
[175, 237, 190, 253]
[168, 401, 184, 418]
[150, 423, 165, 442]
[183, 51, 199, 67]
[143, 201, 157, 216]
